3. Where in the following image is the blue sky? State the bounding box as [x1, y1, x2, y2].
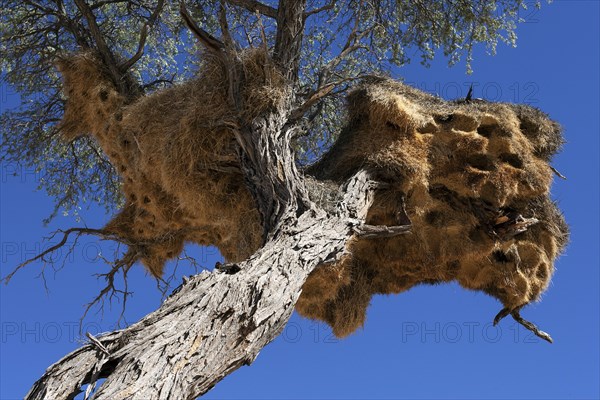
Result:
[1, 1, 599, 399]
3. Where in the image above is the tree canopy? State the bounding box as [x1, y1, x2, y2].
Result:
[1, 0, 540, 222]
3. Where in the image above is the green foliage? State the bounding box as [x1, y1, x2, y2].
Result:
[295, 0, 542, 163]
[1, 0, 544, 219]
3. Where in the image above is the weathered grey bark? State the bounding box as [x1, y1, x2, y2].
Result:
[26, 2, 374, 398]
[26, 170, 380, 400]
[274, 0, 307, 82]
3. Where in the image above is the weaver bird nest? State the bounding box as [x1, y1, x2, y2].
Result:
[57, 49, 567, 341]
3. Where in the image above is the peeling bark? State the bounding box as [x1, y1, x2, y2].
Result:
[26, 171, 380, 400]
[17, 0, 565, 397]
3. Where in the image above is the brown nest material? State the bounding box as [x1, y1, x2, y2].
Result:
[57, 49, 286, 276]
[299, 78, 568, 338]
[57, 52, 567, 340]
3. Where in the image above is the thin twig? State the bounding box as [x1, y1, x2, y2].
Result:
[511, 309, 553, 343]
[2, 227, 109, 284]
[304, 0, 335, 18]
[81, 249, 138, 329]
[225, 0, 277, 18]
[550, 166, 567, 180]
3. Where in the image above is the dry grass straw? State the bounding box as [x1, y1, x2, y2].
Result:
[57, 49, 286, 276]
[58, 54, 567, 337]
[300, 78, 568, 337]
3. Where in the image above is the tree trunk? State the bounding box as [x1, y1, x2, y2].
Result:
[25, 3, 359, 397]
[26, 171, 379, 400]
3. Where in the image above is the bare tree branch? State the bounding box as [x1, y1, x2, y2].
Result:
[494, 306, 553, 343]
[180, 1, 225, 52]
[73, 0, 122, 86]
[119, 0, 165, 71]
[90, 0, 129, 10]
[118, 24, 148, 71]
[288, 3, 375, 124]
[288, 19, 373, 123]
[81, 248, 138, 328]
[304, 0, 335, 18]
[141, 76, 175, 91]
[316, 4, 372, 84]
[290, 83, 335, 118]
[2, 227, 110, 284]
[550, 165, 567, 180]
[289, 75, 362, 123]
[218, 1, 236, 49]
[23, 0, 90, 48]
[226, 0, 278, 18]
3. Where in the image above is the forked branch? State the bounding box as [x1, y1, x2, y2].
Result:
[2, 227, 110, 284]
[2, 225, 211, 332]
[291, 6, 374, 122]
[119, 24, 148, 71]
[304, 0, 335, 18]
[81, 248, 139, 327]
[494, 306, 553, 343]
[73, 0, 122, 86]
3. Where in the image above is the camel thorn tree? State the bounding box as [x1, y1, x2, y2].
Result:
[1, 0, 567, 398]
